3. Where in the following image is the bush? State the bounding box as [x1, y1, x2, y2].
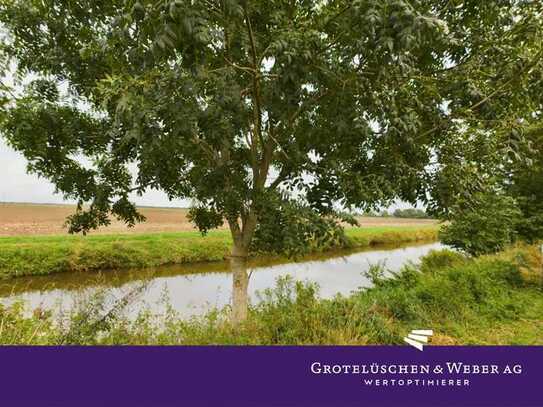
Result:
[419, 249, 467, 273]
[439, 193, 522, 256]
[508, 127, 543, 243]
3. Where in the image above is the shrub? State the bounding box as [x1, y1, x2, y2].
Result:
[419, 249, 467, 273]
[439, 193, 522, 256]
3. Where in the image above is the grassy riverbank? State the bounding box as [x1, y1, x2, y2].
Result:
[172, 245, 543, 346]
[1, 244, 541, 345]
[0, 226, 438, 279]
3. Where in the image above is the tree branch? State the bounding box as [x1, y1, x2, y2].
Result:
[416, 47, 543, 141]
[243, 5, 265, 150]
[223, 57, 256, 74]
[268, 167, 288, 190]
[288, 88, 331, 126]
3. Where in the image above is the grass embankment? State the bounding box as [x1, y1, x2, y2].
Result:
[1, 245, 541, 345]
[0, 226, 438, 279]
[172, 245, 542, 345]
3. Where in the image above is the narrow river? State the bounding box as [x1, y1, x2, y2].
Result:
[0, 242, 442, 319]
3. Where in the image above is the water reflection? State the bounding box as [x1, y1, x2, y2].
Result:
[0, 242, 443, 320]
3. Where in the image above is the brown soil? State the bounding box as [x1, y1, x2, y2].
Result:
[0, 203, 438, 236]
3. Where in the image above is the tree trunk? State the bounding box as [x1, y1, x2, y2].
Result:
[231, 253, 249, 326]
[227, 216, 256, 326]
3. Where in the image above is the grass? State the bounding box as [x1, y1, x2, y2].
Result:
[167, 245, 541, 346]
[1, 244, 541, 345]
[0, 226, 438, 279]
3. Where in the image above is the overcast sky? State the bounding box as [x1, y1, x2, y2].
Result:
[0, 138, 189, 207]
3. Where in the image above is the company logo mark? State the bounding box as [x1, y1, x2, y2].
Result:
[404, 329, 433, 351]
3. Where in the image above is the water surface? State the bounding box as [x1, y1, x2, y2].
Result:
[0, 242, 442, 319]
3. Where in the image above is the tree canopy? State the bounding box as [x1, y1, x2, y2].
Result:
[1, 0, 542, 256]
[440, 122, 543, 255]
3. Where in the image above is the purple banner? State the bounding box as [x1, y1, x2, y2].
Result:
[1, 346, 542, 406]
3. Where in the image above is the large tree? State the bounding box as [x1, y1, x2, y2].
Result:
[1, 1, 542, 315]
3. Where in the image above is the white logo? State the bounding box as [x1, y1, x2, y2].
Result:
[404, 329, 433, 351]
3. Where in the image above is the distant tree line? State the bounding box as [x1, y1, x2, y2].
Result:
[392, 208, 431, 219]
[360, 208, 431, 219]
